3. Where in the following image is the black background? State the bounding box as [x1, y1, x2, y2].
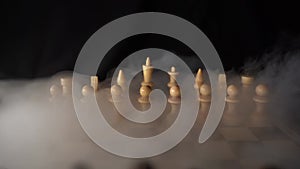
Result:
[1, 0, 300, 79]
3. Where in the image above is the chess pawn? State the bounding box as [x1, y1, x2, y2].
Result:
[194, 68, 204, 89]
[60, 77, 72, 96]
[222, 85, 242, 126]
[141, 57, 154, 87]
[225, 85, 239, 112]
[199, 84, 211, 102]
[248, 84, 271, 127]
[168, 85, 181, 104]
[167, 66, 179, 88]
[253, 84, 269, 112]
[81, 85, 93, 97]
[90, 76, 99, 92]
[109, 84, 123, 103]
[49, 84, 62, 101]
[117, 70, 127, 91]
[138, 85, 151, 104]
[81, 85, 93, 102]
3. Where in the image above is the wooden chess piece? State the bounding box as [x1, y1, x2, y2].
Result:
[60, 77, 72, 96]
[141, 57, 154, 88]
[241, 75, 254, 87]
[168, 85, 181, 104]
[109, 84, 123, 103]
[90, 75, 99, 92]
[218, 73, 226, 88]
[81, 85, 93, 102]
[138, 85, 151, 104]
[167, 66, 179, 88]
[225, 84, 239, 103]
[247, 84, 271, 127]
[49, 84, 62, 101]
[222, 84, 242, 126]
[253, 84, 269, 103]
[194, 68, 204, 89]
[117, 69, 126, 91]
[82, 85, 93, 97]
[199, 83, 211, 102]
[241, 75, 255, 102]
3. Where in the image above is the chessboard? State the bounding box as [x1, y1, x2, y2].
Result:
[0, 57, 300, 169]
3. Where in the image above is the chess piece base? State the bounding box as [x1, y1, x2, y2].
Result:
[225, 96, 239, 103]
[199, 95, 211, 103]
[253, 95, 268, 103]
[108, 97, 122, 103]
[168, 96, 181, 104]
[138, 96, 149, 104]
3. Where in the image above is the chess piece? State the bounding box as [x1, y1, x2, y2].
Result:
[222, 84, 242, 126]
[117, 70, 126, 91]
[225, 84, 239, 112]
[49, 84, 62, 101]
[241, 75, 254, 87]
[81, 85, 93, 102]
[253, 84, 269, 103]
[90, 76, 99, 92]
[109, 84, 123, 103]
[138, 85, 151, 104]
[167, 66, 179, 88]
[168, 85, 181, 104]
[218, 73, 226, 88]
[248, 84, 271, 127]
[253, 84, 269, 112]
[194, 68, 204, 89]
[141, 57, 154, 87]
[225, 85, 239, 103]
[60, 77, 72, 96]
[81, 85, 93, 97]
[199, 84, 211, 102]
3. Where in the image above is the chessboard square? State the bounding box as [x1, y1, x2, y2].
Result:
[195, 141, 236, 160]
[249, 127, 288, 140]
[220, 127, 259, 141]
[208, 130, 225, 141]
[228, 141, 268, 159]
[280, 159, 300, 169]
[262, 140, 300, 160]
[239, 158, 280, 169]
[198, 160, 241, 169]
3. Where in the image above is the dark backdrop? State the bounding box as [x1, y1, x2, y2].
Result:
[1, 0, 300, 79]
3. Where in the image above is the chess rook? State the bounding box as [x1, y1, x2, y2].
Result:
[218, 73, 226, 88]
[60, 77, 72, 96]
[241, 75, 254, 87]
[90, 75, 99, 92]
